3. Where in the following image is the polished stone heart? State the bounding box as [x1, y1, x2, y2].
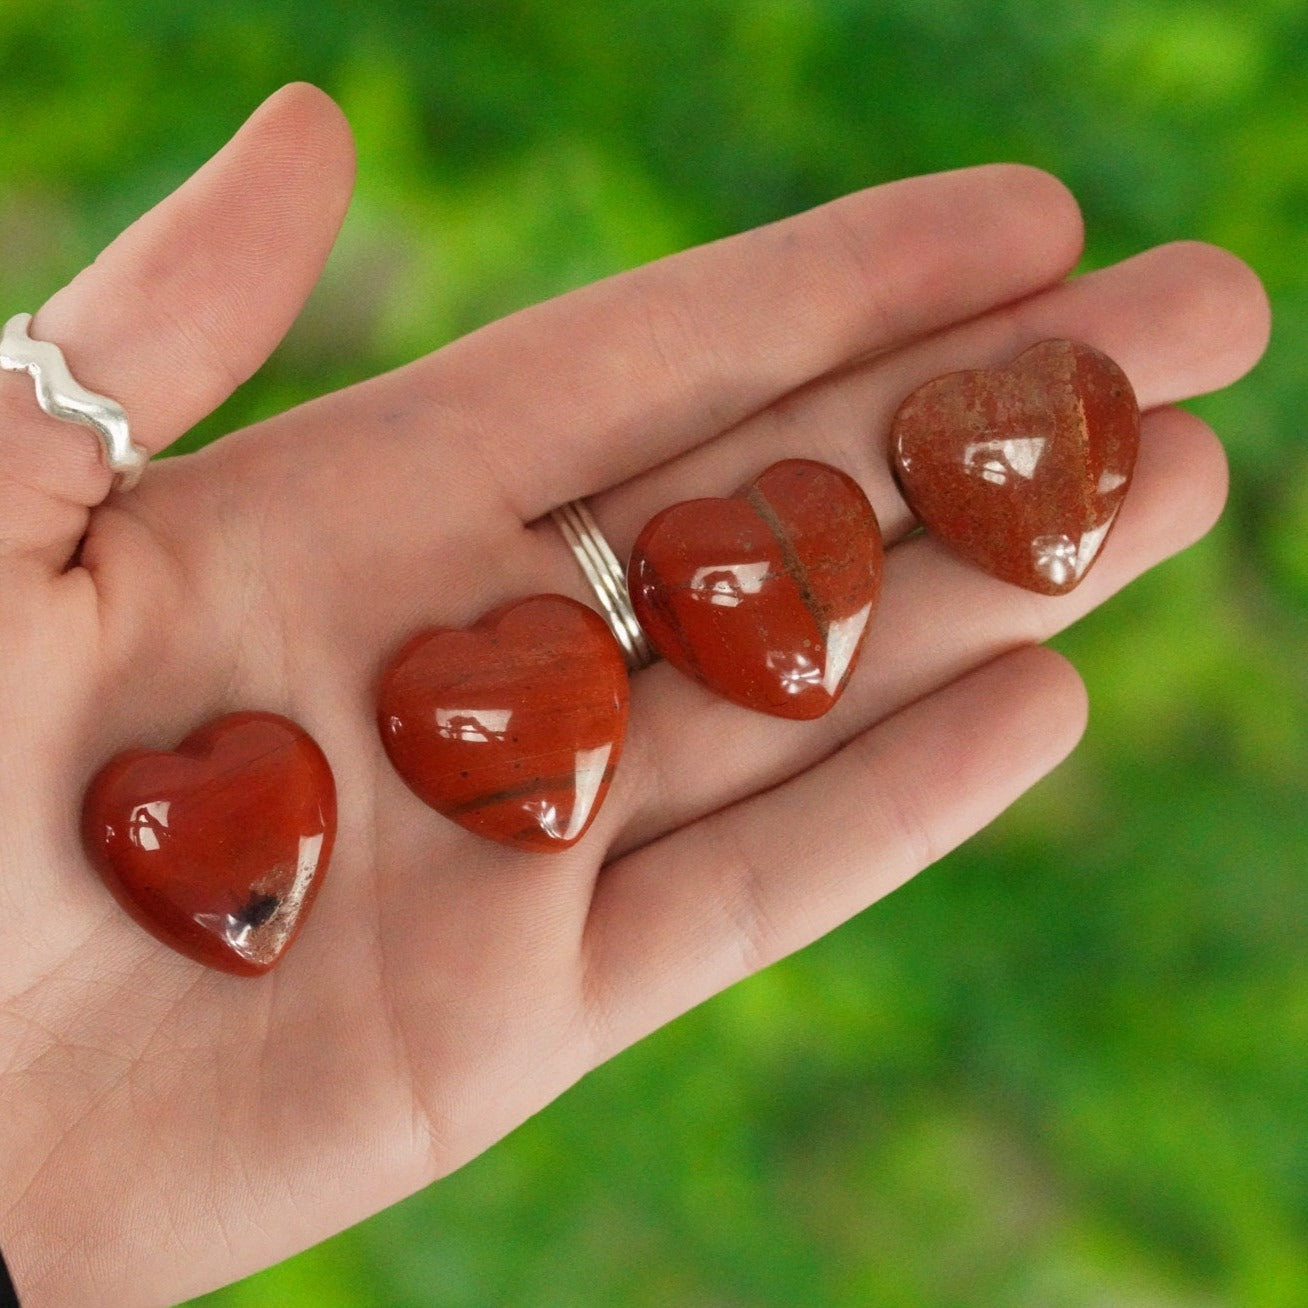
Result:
[628, 459, 884, 719]
[81, 712, 337, 977]
[891, 338, 1140, 595]
[378, 595, 628, 851]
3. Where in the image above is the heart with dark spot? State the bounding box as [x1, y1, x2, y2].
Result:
[82, 712, 336, 977]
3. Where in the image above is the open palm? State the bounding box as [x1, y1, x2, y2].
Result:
[0, 86, 1268, 1307]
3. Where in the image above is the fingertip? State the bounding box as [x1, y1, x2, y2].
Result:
[978, 642, 1088, 733]
[981, 162, 1086, 276]
[226, 83, 356, 218]
[1179, 410, 1231, 544]
[248, 83, 357, 184]
[1153, 240, 1272, 389]
[149, 83, 358, 385]
[883, 162, 1085, 334]
[1018, 644, 1090, 756]
[1134, 406, 1230, 551]
[1082, 241, 1272, 405]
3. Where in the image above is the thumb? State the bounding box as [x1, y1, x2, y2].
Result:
[0, 82, 355, 570]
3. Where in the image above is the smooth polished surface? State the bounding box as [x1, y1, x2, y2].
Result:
[891, 338, 1140, 595]
[628, 459, 884, 719]
[378, 595, 629, 851]
[82, 712, 337, 977]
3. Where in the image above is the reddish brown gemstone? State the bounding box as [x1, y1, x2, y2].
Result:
[378, 595, 628, 851]
[81, 712, 337, 977]
[628, 459, 884, 719]
[891, 339, 1140, 595]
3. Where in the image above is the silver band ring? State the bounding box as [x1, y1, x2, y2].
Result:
[552, 499, 657, 672]
[0, 312, 148, 491]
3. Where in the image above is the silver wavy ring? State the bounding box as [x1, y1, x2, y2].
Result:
[0, 312, 148, 491]
[551, 499, 657, 672]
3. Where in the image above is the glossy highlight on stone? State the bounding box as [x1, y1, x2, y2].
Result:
[891, 338, 1140, 595]
[628, 459, 884, 719]
[81, 712, 337, 977]
[378, 595, 628, 852]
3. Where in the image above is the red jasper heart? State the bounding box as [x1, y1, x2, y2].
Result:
[891, 338, 1140, 595]
[628, 459, 884, 719]
[81, 712, 337, 977]
[378, 595, 628, 852]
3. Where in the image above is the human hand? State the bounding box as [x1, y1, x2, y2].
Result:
[0, 85, 1268, 1306]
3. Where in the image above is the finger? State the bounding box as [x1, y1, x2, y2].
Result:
[580, 645, 1087, 1057]
[0, 83, 354, 569]
[576, 239, 1268, 555]
[317, 164, 1083, 525]
[602, 404, 1223, 852]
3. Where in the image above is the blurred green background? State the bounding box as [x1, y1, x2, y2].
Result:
[3, 1, 1307, 1303]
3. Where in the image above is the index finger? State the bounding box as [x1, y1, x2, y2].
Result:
[408, 163, 1084, 520]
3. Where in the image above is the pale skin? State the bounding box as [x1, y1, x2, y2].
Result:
[0, 85, 1269, 1306]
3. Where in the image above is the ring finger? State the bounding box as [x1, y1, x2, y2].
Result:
[525, 238, 1264, 849]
